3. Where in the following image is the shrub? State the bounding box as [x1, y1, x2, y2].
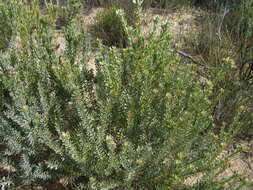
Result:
[0, 0, 248, 189]
[55, 0, 82, 29]
[94, 6, 129, 48]
[186, 0, 253, 138]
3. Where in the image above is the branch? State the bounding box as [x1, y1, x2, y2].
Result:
[217, 5, 230, 40]
[168, 48, 208, 67]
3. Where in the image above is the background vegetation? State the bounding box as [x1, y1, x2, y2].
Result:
[0, 0, 253, 189]
[0, 3, 12, 51]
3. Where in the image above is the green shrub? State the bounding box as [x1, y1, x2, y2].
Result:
[55, 0, 82, 29]
[94, 6, 129, 48]
[186, 0, 253, 138]
[0, 0, 248, 189]
[0, 4, 12, 51]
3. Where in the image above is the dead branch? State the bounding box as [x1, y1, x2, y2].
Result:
[168, 48, 208, 67]
[217, 5, 230, 40]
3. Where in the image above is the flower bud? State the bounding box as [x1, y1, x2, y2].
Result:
[22, 105, 29, 112]
[166, 93, 172, 100]
[137, 159, 145, 165]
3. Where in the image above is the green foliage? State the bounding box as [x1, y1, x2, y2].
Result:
[226, 0, 253, 82]
[94, 6, 129, 48]
[186, 0, 253, 138]
[0, 0, 85, 188]
[0, 0, 248, 189]
[0, 4, 12, 50]
[55, 0, 83, 29]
